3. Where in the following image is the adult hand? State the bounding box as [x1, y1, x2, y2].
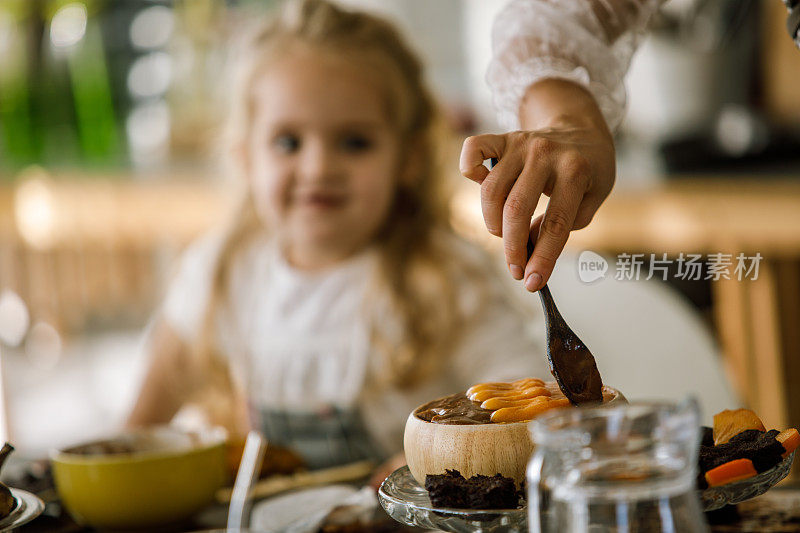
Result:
[460, 79, 615, 291]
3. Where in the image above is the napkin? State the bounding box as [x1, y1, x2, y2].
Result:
[250, 485, 376, 533]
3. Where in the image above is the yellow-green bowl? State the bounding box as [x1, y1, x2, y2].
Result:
[51, 426, 227, 530]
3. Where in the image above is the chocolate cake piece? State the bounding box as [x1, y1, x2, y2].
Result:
[425, 470, 470, 508]
[729, 429, 786, 472]
[465, 474, 520, 509]
[700, 426, 714, 447]
[697, 428, 787, 488]
[696, 469, 709, 490]
[425, 469, 521, 510]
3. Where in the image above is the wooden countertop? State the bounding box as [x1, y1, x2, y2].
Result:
[567, 178, 800, 256]
[2, 175, 800, 255]
[708, 488, 800, 532]
[0, 174, 228, 247]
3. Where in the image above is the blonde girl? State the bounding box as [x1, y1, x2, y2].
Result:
[128, 0, 547, 475]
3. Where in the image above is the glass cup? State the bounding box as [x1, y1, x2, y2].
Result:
[528, 400, 709, 533]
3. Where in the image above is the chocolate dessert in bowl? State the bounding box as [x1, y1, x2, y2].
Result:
[403, 378, 625, 507]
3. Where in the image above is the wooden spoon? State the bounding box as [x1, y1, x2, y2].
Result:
[527, 238, 603, 405]
[485, 158, 602, 404]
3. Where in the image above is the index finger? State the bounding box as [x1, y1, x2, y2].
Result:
[523, 179, 582, 291]
[459, 134, 507, 184]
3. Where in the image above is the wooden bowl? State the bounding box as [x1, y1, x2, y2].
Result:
[404, 385, 625, 486]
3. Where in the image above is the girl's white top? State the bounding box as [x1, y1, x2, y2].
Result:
[161, 232, 547, 454]
[489, 0, 664, 131]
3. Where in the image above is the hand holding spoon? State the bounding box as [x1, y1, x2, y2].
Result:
[485, 157, 603, 405]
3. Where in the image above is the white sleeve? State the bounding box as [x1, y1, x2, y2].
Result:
[161, 233, 223, 342]
[488, 0, 663, 131]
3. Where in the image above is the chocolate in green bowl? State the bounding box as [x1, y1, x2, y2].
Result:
[51, 426, 227, 530]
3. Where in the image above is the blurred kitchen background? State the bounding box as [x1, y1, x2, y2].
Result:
[1, 0, 800, 457]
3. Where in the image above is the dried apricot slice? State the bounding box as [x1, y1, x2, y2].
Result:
[490, 398, 571, 423]
[713, 409, 765, 445]
[468, 386, 550, 403]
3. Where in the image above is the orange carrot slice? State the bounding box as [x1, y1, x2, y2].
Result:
[704, 458, 758, 487]
[776, 428, 800, 458]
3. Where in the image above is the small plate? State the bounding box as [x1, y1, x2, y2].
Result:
[378, 466, 526, 533]
[0, 488, 45, 532]
[701, 451, 795, 511]
[379, 453, 794, 530]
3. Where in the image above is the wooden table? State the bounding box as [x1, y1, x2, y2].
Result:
[707, 488, 800, 532]
[6, 451, 800, 532]
[16, 488, 800, 532]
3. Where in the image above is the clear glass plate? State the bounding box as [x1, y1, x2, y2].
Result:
[0, 489, 45, 532]
[700, 451, 795, 511]
[378, 453, 794, 530]
[378, 466, 526, 533]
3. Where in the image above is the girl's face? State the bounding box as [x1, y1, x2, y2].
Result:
[246, 46, 405, 269]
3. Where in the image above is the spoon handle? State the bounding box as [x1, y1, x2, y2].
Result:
[526, 238, 555, 317]
[537, 284, 558, 324]
[525, 240, 567, 334]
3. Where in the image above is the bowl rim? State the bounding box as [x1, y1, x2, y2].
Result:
[410, 384, 623, 427]
[50, 425, 227, 466]
[407, 411, 530, 430]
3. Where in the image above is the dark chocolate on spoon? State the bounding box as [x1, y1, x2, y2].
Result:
[546, 324, 603, 404]
[528, 235, 603, 405]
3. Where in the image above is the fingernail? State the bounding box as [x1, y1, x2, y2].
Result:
[525, 272, 543, 292]
[509, 264, 524, 280]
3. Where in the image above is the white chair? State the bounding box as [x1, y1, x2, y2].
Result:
[548, 252, 740, 425]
